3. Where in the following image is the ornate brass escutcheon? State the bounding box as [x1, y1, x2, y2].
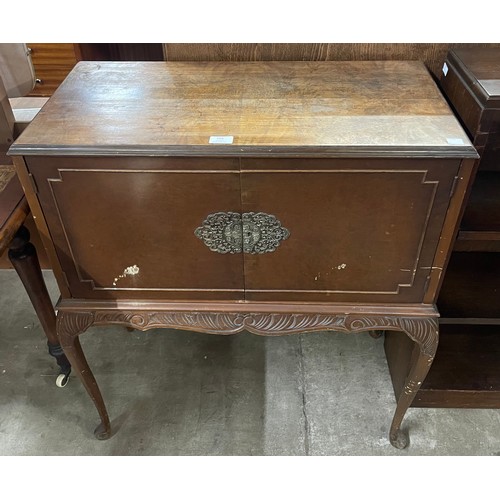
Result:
[195, 212, 290, 254]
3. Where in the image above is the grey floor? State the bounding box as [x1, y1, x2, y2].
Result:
[0, 269, 499, 455]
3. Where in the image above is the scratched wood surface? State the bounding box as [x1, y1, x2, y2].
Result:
[11, 61, 475, 157]
[163, 43, 500, 78]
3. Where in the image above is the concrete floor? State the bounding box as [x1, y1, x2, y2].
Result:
[0, 269, 499, 455]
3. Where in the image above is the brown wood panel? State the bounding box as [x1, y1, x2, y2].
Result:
[454, 235, 500, 252]
[440, 48, 500, 172]
[12, 156, 70, 296]
[26, 156, 244, 300]
[164, 43, 500, 78]
[480, 131, 500, 171]
[461, 171, 500, 231]
[241, 158, 458, 303]
[78, 43, 164, 61]
[28, 65, 75, 97]
[27, 43, 78, 66]
[439, 58, 484, 138]
[453, 50, 500, 82]
[437, 252, 500, 319]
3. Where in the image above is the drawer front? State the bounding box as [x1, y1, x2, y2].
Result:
[28, 65, 74, 96]
[27, 43, 78, 66]
[27, 157, 244, 300]
[240, 158, 460, 303]
[27, 43, 78, 96]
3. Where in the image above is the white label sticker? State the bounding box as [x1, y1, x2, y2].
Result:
[442, 62, 448, 76]
[446, 137, 464, 145]
[209, 135, 234, 144]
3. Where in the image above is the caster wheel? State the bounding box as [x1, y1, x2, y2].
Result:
[56, 373, 69, 388]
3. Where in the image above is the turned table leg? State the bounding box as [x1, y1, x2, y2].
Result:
[8, 225, 71, 386]
[57, 311, 111, 439]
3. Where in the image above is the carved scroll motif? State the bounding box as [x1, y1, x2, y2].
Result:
[56, 310, 438, 357]
[56, 308, 438, 451]
[57, 311, 95, 343]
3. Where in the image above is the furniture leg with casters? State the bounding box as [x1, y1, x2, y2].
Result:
[0, 170, 71, 386]
[9, 61, 477, 448]
[1, 44, 71, 385]
[8, 224, 71, 387]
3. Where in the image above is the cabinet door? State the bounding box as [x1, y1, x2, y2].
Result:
[240, 158, 460, 303]
[28, 156, 244, 300]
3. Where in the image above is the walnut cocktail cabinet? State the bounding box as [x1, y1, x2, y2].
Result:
[9, 61, 477, 449]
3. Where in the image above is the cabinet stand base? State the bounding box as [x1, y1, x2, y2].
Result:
[56, 302, 439, 449]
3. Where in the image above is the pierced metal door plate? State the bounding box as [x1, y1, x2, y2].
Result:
[195, 212, 290, 254]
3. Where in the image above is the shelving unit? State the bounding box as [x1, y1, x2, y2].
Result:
[386, 47, 500, 408]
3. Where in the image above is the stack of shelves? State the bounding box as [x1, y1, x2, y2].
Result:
[386, 47, 500, 408]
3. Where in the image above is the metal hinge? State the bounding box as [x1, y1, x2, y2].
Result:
[28, 173, 39, 194]
[449, 175, 460, 199]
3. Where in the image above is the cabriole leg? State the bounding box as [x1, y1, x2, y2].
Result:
[388, 317, 439, 449]
[57, 311, 111, 439]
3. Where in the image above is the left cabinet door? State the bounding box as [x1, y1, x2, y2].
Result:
[27, 156, 245, 301]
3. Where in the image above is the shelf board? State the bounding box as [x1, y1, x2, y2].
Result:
[461, 171, 500, 232]
[385, 324, 500, 408]
[458, 231, 500, 241]
[455, 231, 500, 251]
[437, 252, 500, 318]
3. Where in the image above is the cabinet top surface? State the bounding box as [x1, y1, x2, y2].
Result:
[450, 48, 500, 103]
[10, 61, 475, 158]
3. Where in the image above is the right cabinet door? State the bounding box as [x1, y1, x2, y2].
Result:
[240, 158, 460, 303]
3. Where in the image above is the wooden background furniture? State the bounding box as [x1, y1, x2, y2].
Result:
[25, 44, 164, 97]
[0, 167, 70, 386]
[163, 43, 500, 78]
[10, 60, 476, 448]
[26, 44, 79, 97]
[385, 47, 500, 408]
[1, 45, 70, 385]
[24, 43, 500, 99]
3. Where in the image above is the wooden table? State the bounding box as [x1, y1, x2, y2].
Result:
[9, 61, 477, 448]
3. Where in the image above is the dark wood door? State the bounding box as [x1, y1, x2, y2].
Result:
[240, 158, 460, 303]
[27, 155, 461, 304]
[27, 156, 244, 300]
